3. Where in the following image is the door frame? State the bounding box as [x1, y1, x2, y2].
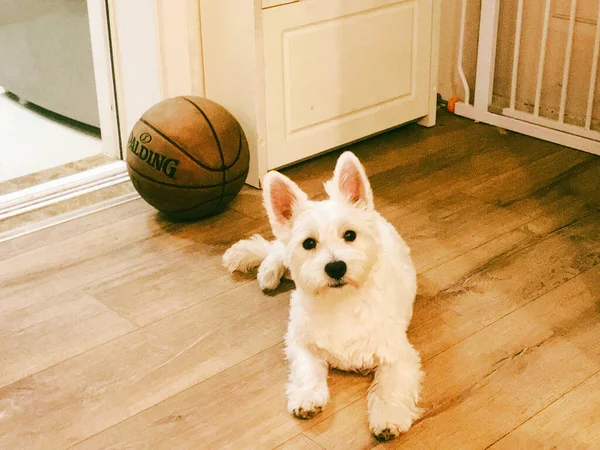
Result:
[0, 0, 203, 232]
[95, 0, 205, 158]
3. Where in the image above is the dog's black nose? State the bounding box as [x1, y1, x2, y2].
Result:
[325, 261, 347, 280]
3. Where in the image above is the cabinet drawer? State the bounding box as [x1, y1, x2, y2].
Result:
[262, 0, 433, 169]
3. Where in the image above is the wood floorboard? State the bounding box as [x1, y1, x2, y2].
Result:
[0, 288, 137, 389]
[489, 369, 600, 449]
[0, 281, 289, 449]
[306, 263, 600, 449]
[80, 213, 271, 326]
[71, 344, 372, 450]
[274, 434, 326, 450]
[0, 199, 154, 262]
[1, 112, 599, 449]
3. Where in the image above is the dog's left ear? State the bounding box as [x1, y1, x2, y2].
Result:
[327, 151, 374, 210]
[262, 170, 308, 239]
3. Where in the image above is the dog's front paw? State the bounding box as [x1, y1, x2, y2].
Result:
[368, 397, 418, 441]
[222, 235, 272, 274]
[287, 384, 329, 420]
[257, 260, 284, 290]
[292, 405, 323, 420]
[372, 425, 402, 442]
[222, 243, 251, 273]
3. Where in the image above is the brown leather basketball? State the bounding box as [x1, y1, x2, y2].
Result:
[126, 96, 249, 220]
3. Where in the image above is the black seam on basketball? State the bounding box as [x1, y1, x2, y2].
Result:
[215, 119, 242, 170]
[180, 97, 229, 208]
[127, 163, 248, 189]
[181, 98, 226, 168]
[228, 123, 243, 169]
[180, 97, 229, 209]
[181, 97, 244, 171]
[139, 118, 223, 172]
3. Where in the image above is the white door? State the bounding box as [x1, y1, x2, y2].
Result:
[262, 0, 434, 169]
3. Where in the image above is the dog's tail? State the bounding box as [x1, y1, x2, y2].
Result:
[222, 234, 287, 290]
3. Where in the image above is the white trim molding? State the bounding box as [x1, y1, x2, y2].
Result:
[418, 0, 441, 128]
[0, 162, 132, 221]
[156, 0, 205, 98]
[107, 0, 204, 147]
[107, 0, 164, 147]
[0, 189, 139, 244]
[87, 0, 122, 159]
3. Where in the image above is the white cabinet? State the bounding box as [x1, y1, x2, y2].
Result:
[200, 0, 440, 187]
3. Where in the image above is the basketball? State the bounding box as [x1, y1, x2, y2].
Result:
[126, 96, 250, 220]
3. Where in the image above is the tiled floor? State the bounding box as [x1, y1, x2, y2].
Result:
[0, 87, 103, 182]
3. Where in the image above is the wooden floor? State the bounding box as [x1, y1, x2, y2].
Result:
[1, 111, 600, 449]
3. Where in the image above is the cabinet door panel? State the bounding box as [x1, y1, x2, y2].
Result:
[263, 0, 434, 169]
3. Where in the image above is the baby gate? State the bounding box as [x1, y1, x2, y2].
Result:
[454, 0, 600, 156]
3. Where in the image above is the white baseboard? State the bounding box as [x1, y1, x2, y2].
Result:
[0, 161, 131, 221]
[0, 190, 139, 244]
[454, 102, 600, 156]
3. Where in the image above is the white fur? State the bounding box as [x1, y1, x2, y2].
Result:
[222, 151, 422, 440]
[222, 235, 287, 290]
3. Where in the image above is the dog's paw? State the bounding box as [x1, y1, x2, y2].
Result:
[287, 385, 329, 420]
[222, 237, 264, 273]
[257, 261, 284, 290]
[368, 397, 417, 441]
[292, 405, 323, 420]
[222, 245, 247, 273]
[372, 425, 401, 442]
[368, 410, 415, 440]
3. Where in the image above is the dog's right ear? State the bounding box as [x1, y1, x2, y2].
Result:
[262, 171, 308, 238]
[326, 151, 374, 210]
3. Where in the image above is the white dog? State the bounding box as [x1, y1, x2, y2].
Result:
[222, 151, 422, 441]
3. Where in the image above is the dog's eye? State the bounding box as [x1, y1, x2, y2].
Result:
[343, 230, 357, 242]
[302, 238, 317, 250]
